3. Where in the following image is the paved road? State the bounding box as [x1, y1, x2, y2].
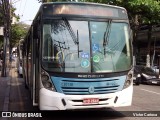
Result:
[0, 65, 160, 120]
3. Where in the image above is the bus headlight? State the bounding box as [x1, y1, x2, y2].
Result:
[123, 72, 133, 89]
[41, 75, 49, 82]
[41, 75, 52, 88]
[41, 70, 55, 91]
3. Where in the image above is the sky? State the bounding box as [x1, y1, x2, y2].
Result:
[13, 0, 41, 25]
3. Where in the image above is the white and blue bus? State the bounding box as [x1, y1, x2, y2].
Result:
[22, 2, 133, 110]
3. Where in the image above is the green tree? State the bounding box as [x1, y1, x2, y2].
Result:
[0, 1, 20, 49]
[10, 23, 29, 49]
[127, 0, 160, 67]
[0, 2, 4, 48]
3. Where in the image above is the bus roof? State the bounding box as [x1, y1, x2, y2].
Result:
[42, 2, 126, 11]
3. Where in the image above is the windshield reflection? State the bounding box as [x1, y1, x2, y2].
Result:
[42, 19, 132, 73]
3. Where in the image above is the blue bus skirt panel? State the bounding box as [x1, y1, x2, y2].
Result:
[39, 75, 133, 110]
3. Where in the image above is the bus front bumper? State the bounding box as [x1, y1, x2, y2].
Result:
[39, 85, 133, 110]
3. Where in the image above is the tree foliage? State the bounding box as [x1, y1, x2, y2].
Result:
[10, 23, 29, 49]
[0, 2, 4, 48]
[0, 2, 21, 49]
[127, 0, 160, 24]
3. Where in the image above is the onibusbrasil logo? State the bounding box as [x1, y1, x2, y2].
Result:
[1, 112, 42, 118]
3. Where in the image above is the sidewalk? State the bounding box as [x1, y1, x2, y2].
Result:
[0, 62, 13, 112]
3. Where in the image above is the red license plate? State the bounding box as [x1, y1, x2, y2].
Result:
[83, 98, 99, 104]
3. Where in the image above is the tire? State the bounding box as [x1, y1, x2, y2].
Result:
[19, 74, 23, 78]
[25, 81, 29, 89]
[24, 75, 28, 89]
[135, 81, 140, 85]
[135, 78, 140, 85]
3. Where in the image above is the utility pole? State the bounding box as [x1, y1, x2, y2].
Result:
[9, 0, 12, 65]
[1, 0, 11, 77]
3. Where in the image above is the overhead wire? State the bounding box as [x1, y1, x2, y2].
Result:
[18, 0, 22, 16]
[21, 0, 27, 19]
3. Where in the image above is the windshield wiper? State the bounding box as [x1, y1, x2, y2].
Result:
[103, 19, 112, 56]
[77, 30, 80, 58]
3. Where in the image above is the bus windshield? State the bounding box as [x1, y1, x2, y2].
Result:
[42, 19, 132, 73]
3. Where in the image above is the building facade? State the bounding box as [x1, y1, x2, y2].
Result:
[135, 25, 160, 67]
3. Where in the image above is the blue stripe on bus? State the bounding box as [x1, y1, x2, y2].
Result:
[51, 75, 126, 95]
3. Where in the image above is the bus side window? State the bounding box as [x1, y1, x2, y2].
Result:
[43, 34, 54, 61]
[33, 19, 41, 58]
[33, 17, 40, 39]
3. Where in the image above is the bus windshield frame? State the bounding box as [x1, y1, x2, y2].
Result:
[42, 18, 132, 73]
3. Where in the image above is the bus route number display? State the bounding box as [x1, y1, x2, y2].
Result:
[43, 3, 127, 19]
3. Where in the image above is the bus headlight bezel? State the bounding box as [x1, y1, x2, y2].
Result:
[41, 75, 49, 82]
[123, 71, 133, 89]
[41, 70, 56, 91]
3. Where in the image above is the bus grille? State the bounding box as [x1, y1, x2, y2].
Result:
[61, 79, 120, 95]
